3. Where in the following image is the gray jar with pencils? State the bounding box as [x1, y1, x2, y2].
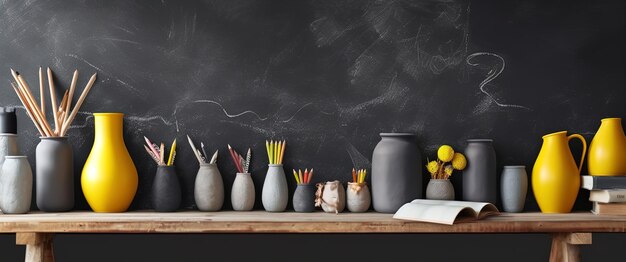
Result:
[36, 137, 74, 212]
[371, 133, 422, 213]
[194, 163, 224, 211]
[293, 184, 316, 212]
[231, 172, 255, 211]
[347, 182, 371, 212]
[262, 164, 288, 212]
[152, 165, 181, 212]
[0, 156, 32, 214]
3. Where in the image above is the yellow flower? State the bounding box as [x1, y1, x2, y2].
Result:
[451, 153, 467, 170]
[437, 145, 455, 162]
[444, 165, 454, 176]
[426, 161, 439, 175]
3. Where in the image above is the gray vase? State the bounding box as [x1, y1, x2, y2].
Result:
[293, 184, 315, 212]
[426, 179, 455, 200]
[152, 165, 181, 212]
[194, 163, 224, 211]
[262, 164, 288, 212]
[500, 166, 528, 212]
[372, 133, 422, 213]
[0, 156, 32, 214]
[462, 139, 497, 203]
[231, 172, 255, 211]
[346, 182, 371, 213]
[36, 137, 74, 212]
[0, 134, 19, 168]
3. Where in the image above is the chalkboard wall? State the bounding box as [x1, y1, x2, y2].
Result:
[0, 0, 625, 261]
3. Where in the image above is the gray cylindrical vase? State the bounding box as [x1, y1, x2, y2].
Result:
[293, 184, 315, 212]
[320, 181, 346, 213]
[0, 156, 32, 214]
[194, 163, 224, 211]
[500, 166, 528, 212]
[372, 133, 422, 213]
[36, 137, 74, 212]
[462, 139, 497, 203]
[426, 179, 455, 200]
[152, 165, 181, 212]
[262, 164, 288, 212]
[231, 172, 255, 211]
[347, 182, 371, 213]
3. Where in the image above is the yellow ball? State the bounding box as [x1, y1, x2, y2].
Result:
[426, 161, 439, 174]
[452, 153, 467, 170]
[437, 145, 455, 162]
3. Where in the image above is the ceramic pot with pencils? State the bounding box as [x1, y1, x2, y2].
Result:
[227, 145, 254, 211]
[347, 182, 371, 212]
[262, 164, 288, 212]
[152, 165, 181, 212]
[293, 184, 316, 212]
[0, 156, 32, 214]
[195, 163, 224, 211]
[315, 180, 345, 214]
[36, 137, 74, 212]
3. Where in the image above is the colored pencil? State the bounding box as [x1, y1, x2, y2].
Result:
[38, 67, 45, 116]
[47, 68, 59, 134]
[167, 138, 177, 165]
[210, 150, 218, 164]
[201, 142, 208, 161]
[298, 169, 303, 185]
[308, 169, 314, 184]
[292, 169, 300, 184]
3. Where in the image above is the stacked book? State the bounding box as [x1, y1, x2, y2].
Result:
[582, 176, 626, 215]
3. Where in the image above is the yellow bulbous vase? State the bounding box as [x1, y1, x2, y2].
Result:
[588, 118, 626, 176]
[82, 113, 138, 212]
[532, 131, 586, 213]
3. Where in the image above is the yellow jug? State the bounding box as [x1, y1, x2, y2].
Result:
[588, 118, 626, 176]
[532, 131, 586, 213]
[82, 113, 138, 212]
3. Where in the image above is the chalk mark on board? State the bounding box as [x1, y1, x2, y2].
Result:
[192, 100, 269, 121]
[66, 53, 142, 95]
[346, 142, 371, 168]
[466, 52, 531, 110]
[280, 102, 313, 123]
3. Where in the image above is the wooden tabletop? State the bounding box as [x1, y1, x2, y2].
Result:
[0, 211, 625, 234]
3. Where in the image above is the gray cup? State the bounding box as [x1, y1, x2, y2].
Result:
[36, 137, 74, 212]
[0, 156, 32, 214]
[500, 166, 528, 212]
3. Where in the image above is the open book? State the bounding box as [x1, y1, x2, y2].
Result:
[393, 199, 500, 225]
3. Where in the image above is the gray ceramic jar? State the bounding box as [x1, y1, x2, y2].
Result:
[0, 133, 19, 168]
[0, 156, 32, 214]
[36, 137, 74, 212]
[152, 165, 181, 212]
[372, 133, 422, 213]
[500, 166, 528, 212]
[262, 164, 288, 212]
[425, 179, 455, 200]
[231, 172, 255, 211]
[293, 184, 315, 212]
[346, 182, 371, 213]
[194, 163, 224, 211]
[462, 139, 497, 204]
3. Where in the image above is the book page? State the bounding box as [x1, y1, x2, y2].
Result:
[410, 199, 498, 215]
[393, 202, 478, 225]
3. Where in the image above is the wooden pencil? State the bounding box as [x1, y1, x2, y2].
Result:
[308, 169, 313, 184]
[38, 67, 45, 116]
[298, 169, 303, 185]
[66, 70, 78, 123]
[292, 169, 300, 184]
[159, 143, 165, 165]
[47, 68, 59, 134]
[11, 83, 45, 136]
[61, 72, 97, 136]
[279, 140, 286, 164]
[13, 70, 53, 136]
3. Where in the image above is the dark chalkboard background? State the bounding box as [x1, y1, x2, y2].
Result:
[0, 0, 625, 261]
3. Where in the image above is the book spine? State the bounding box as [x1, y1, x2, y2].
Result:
[589, 177, 626, 189]
[589, 190, 626, 203]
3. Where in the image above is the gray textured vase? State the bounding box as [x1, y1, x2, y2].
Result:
[462, 139, 497, 204]
[194, 163, 224, 211]
[231, 172, 255, 211]
[347, 182, 371, 213]
[262, 164, 288, 212]
[152, 165, 181, 212]
[426, 179, 455, 200]
[372, 133, 422, 213]
[500, 166, 528, 213]
[0, 156, 32, 214]
[36, 137, 74, 212]
[293, 184, 315, 212]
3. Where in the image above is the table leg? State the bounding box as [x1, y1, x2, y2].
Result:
[549, 233, 592, 262]
[16, 233, 55, 262]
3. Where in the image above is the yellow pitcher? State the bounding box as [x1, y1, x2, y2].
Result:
[587, 118, 626, 176]
[532, 131, 586, 213]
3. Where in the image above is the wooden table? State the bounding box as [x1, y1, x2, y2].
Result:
[0, 211, 624, 262]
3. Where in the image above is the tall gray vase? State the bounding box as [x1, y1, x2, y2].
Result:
[500, 166, 528, 212]
[194, 163, 224, 211]
[372, 133, 422, 213]
[231, 172, 255, 211]
[262, 164, 288, 212]
[0, 156, 32, 214]
[462, 139, 497, 204]
[36, 137, 74, 212]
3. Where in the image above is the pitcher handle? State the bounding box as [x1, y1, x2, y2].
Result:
[567, 134, 587, 175]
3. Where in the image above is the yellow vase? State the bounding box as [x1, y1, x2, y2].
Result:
[82, 113, 138, 212]
[532, 131, 586, 213]
[588, 118, 626, 176]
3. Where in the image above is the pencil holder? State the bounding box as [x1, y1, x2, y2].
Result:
[0, 156, 32, 214]
[316, 181, 345, 214]
[293, 184, 316, 212]
[347, 182, 371, 213]
[262, 164, 288, 212]
[152, 165, 181, 212]
[231, 172, 255, 211]
[194, 163, 224, 211]
[36, 137, 74, 212]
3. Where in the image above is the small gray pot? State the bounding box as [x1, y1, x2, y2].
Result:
[500, 166, 528, 212]
[0, 156, 32, 214]
[426, 179, 455, 200]
[347, 182, 371, 213]
[36, 137, 74, 212]
[194, 163, 224, 211]
[152, 165, 181, 212]
[262, 164, 288, 212]
[231, 172, 255, 211]
[293, 184, 315, 212]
